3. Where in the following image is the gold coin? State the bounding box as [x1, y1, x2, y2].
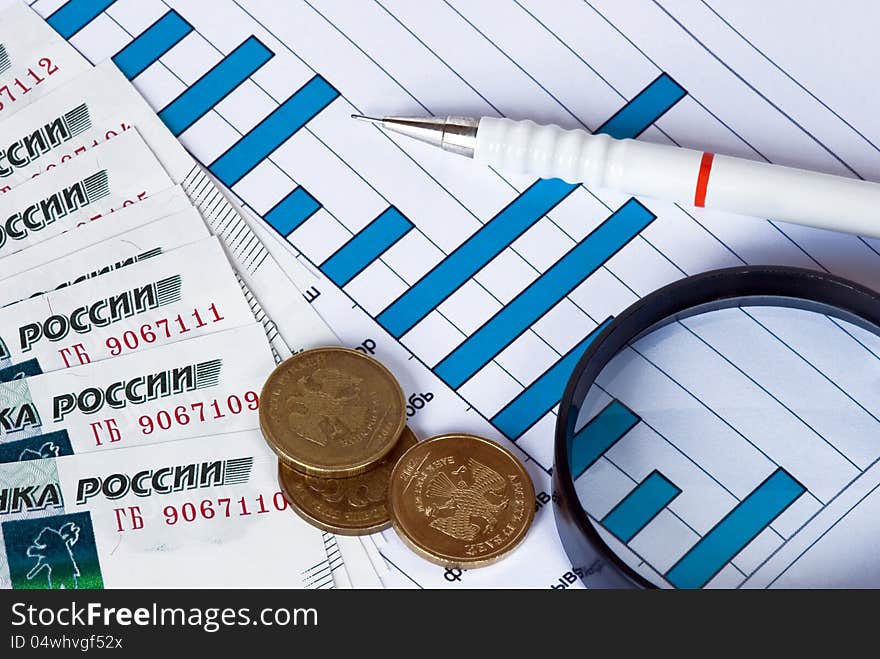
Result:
[388, 433, 535, 569]
[259, 347, 406, 477]
[279, 427, 418, 535]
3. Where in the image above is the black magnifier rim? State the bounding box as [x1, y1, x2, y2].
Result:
[553, 265, 880, 589]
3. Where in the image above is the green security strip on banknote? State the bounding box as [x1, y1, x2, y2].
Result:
[0, 322, 274, 457]
[0, 236, 255, 381]
[0, 429, 329, 588]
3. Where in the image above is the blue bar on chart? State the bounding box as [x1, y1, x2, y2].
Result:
[209, 75, 339, 188]
[321, 207, 414, 287]
[492, 317, 613, 440]
[264, 187, 321, 238]
[375, 73, 685, 341]
[665, 468, 805, 589]
[377, 178, 577, 338]
[159, 37, 273, 136]
[569, 400, 640, 479]
[434, 199, 655, 389]
[598, 73, 686, 139]
[112, 10, 192, 80]
[601, 471, 681, 543]
[47, 0, 116, 39]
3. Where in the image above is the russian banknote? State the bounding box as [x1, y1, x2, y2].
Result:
[0, 130, 173, 257]
[0, 184, 194, 276]
[0, 2, 90, 121]
[0, 236, 256, 379]
[0, 208, 208, 305]
[0, 428, 329, 588]
[0, 322, 274, 456]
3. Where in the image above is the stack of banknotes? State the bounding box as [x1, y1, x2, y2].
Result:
[0, 2, 387, 589]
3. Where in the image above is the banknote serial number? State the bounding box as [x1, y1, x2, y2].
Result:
[43, 124, 133, 174]
[105, 303, 226, 357]
[0, 123, 135, 194]
[0, 57, 59, 112]
[113, 492, 288, 531]
[57, 303, 226, 368]
[138, 391, 260, 435]
[162, 492, 289, 526]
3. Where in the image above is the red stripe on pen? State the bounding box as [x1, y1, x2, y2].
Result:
[694, 152, 714, 208]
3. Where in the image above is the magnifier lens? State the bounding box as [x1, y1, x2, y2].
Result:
[569, 302, 880, 588]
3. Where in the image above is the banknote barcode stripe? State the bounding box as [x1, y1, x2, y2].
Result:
[63, 102, 92, 137]
[136, 247, 163, 260]
[83, 170, 109, 201]
[155, 274, 183, 305]
[222, 457, 253, 485]
[195, 359, 222, 388]
[0, 44, 10, 75]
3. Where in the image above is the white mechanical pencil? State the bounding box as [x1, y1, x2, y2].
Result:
[353, 114, 880, 239]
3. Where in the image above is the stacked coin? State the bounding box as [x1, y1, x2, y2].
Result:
[259, 347, 535, 568]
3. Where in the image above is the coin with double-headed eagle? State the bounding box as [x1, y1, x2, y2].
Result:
[388, 433, 535, 568]
[259, 347, 406, 477]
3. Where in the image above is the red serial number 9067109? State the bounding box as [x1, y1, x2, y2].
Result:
[138, 391, 260, 435]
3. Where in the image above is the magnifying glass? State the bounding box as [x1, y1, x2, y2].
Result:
[554, 266, 880, 588]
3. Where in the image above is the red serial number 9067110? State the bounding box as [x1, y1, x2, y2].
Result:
[163, 492, 289, 525]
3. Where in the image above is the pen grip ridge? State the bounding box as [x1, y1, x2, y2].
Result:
[475, 117, 610, 185]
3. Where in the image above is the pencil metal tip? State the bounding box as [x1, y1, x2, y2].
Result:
[350, 114, 479, 157]
[351, 114, 383, 125]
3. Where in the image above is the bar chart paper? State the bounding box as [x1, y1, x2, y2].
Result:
[24, 0, 880, 588]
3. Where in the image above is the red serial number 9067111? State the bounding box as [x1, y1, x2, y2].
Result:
[105, 303, 225, 356]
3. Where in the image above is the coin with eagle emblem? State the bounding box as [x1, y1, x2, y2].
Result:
[259, 347, 406, 477]
[278, 426, 418, 535]
[388, 433, 535, 568]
